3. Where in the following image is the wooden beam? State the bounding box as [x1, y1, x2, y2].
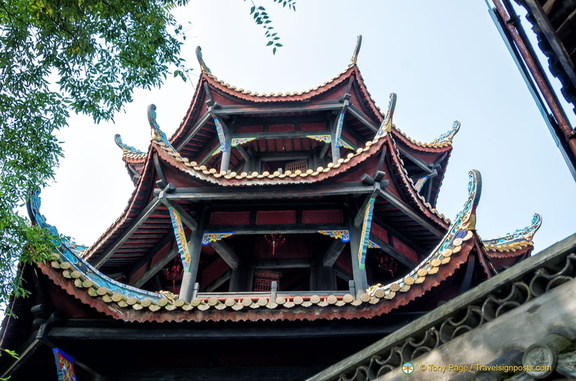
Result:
[158, 195, 198, 231]
[48, 313, 424, 340]
[377, 188, 445, 238]
[258, 151, 311, 161]
[127, 232, 175, 284]
[234, 129, 330, 141]
[212, 101, 343, 117]
[235, 144, 251, 161]
[211, 113, 232, 172]
[92, 197, 162, 269]
[252, 258, 310, 269]
[160, 182, 374, 201]
[180, 213, 205, 302]
[330, 112, 343, 162]
[322, 239, 347, 267]
[372, 217, 435, 253]
[211, 240, 240, 269]
[396, 146, 438, 176]
[348, 222, 368, 296]
[368, 235, 417, 269]
[229, 264, 246, 292]
[319, 142, 330, 159]
[132, 248, 178, 289]
[347, 104, 379, 132]
[354, 192, 377, 227]
[205, 269, 232, 292]
[174, 112, 211, 151]
[203, 224, 348, 235]
[522, 0, 576, 90]
[153, 154, 167, 188]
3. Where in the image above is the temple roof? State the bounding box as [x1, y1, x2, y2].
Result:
[115, 39, 459, 203]
[25, 170, 539, 324]
[15, 39, 540, 328]
[84, 121, 454, 271]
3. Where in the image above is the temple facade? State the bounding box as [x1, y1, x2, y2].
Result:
[0, 38, 540, 381]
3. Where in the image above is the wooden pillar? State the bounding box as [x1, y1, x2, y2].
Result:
[180, 217, 204, 302]
[348, 222, 368, 297]
[310, 260, 318, 290]
[211, 112, 232, 173]
[330, 115, 342, 163]
[220, 133, 232, 173]
[229, 265, 245, 292]
[319, 266, 335, 290]
[313, 250, 335, 291]
[331, 96, 349, 163]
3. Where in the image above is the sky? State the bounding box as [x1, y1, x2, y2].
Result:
[41, 1, 576, 255]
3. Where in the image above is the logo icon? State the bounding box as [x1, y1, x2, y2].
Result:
[402, 362, 415, 374]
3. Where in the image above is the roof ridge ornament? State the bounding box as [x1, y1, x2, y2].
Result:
[431, 120, 461, 145]
[148, 104, 172, 145]
[376, 93, 397, 137]
[196, 46, 212, 74]
[114, 134, 145, 155]
[368, 170, 481, 297]
[27, 189, 166, 303]
[483, 213, 542, 246]
[349, 35, 362, 66]
[459, 169, 482, 231]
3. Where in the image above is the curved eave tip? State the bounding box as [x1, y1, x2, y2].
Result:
[196, 46, 212, 74]
[349, 35, 362, 66]
[431, 120, 461, 145]
[529, 213, 543, 234]
[375, 93, 397, 137]
[459, 169, 482, 231]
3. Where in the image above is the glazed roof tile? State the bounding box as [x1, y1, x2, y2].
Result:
[154, 129, 451, 230]
[392, 121, 459, 151]
[483, 213, 542, 254]
[39, 218, 475, 323]
[154, 133, 386, 186]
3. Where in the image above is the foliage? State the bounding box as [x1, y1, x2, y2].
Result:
[0, 0, 191, 311]
[0, 348, 19, 380]
[0, 0, 294, 312]
[247, 0, 296, 54]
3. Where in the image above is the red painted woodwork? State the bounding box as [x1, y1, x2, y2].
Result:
[201, 256, 229, 288]
[255, 211, 296, 225]
[269, 124, 295, 132]
[299, 122, 326, 131]
[209, 211, 251, 226]
[237, 125, 264, 133]
[301, 210, 344, 224]
[341, 130, 358, 147]
[371, 223, 389, 244]
[391, 236, 418, 263]
[254, 235, 308, 259]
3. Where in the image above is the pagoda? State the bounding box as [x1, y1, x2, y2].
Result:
[0, 37, 541, 381]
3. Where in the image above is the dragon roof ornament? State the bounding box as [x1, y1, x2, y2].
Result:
[376, 93, 397, 136]
[195, 46, 211, 74]
[114, 134, 145, 156]
[431, 120, 461, 145]
[483, 213, 542, 251]
[350, 35, 363, 66]
[148, 104, 178, 154]
[394, 120, 460, 149]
